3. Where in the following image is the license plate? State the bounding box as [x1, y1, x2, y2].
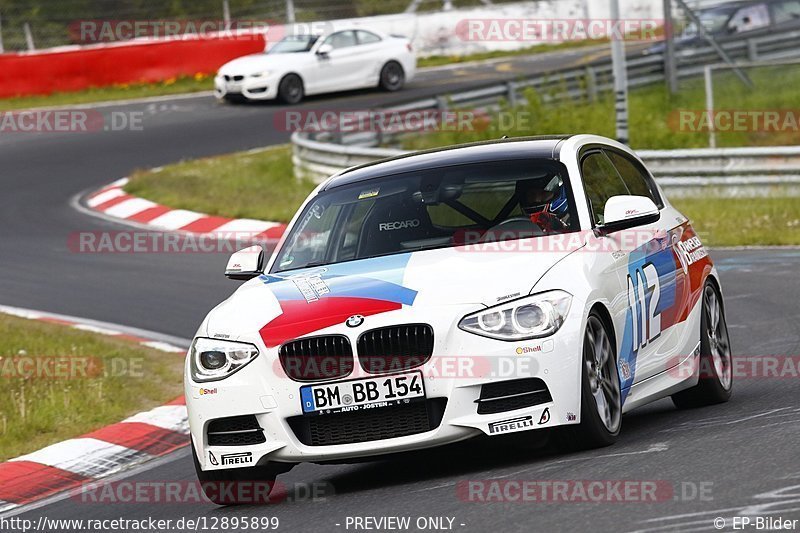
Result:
[300, 372, 425, 415]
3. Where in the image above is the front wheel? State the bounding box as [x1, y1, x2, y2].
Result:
[192, 440, 289, 505]
[378, 61, 405, 91]
[671, 281, 733, 409]
[557, 312, 621, 450]
[277, 74, 304, 105]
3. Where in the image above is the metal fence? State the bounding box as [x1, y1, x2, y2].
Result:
[292, 27, 800, 196]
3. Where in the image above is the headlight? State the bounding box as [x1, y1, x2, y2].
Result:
[189, 337, 259, 382]
[458, 290, 572, 341]
[250, 71, 269, 78]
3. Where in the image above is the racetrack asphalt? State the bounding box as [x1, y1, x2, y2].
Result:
[2, 45, 799, 532]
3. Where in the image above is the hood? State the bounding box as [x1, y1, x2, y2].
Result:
[207, 237, 583, 346]
[218, 53, 303, 75]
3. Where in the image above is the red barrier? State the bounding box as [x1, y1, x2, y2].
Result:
[0, 35, 266, 98]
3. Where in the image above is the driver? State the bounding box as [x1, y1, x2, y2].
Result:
[515, 176, 569, 233]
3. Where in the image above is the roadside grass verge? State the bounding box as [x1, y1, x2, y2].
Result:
[125, 145, 316, 223]
[417, 39, 608, 68]
[124, 144, 800, 247]
[0, 74, 213, 112]
[402, 64, 800, 150]
[0, 314, 185, 461]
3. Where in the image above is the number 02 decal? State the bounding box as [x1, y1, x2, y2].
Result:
[627, 263, 661, 352]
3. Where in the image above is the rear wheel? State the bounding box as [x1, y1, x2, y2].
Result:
[671, 281, 733, 409]
[557, 312, 621, 450]
[277, 74, 304, 105]
[191, 440, 289, 506]
[378, 61, 405, 91]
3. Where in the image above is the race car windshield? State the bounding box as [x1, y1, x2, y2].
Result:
[272, 158, 579, 274]
[267, 35, 319, 53]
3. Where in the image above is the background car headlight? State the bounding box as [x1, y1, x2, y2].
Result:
[459, 290, 572, 341]
[189, 337, 259, 382]
[250, 71, 269, 78]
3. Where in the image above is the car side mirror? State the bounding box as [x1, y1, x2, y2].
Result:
[316, 43, 333, 56]
[597, 195, 660, 235]
[225, 245, 265, 280]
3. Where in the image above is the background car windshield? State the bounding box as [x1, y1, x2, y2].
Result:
[683, 7, 737, 36]
[273, 159, 578, 273]
[268, 35, 319, 53]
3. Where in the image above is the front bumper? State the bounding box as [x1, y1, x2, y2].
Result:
[214, 73, 279, 100]
[186, 302, 585, 471]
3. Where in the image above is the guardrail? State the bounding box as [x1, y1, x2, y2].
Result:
[291, 28, 800, 196]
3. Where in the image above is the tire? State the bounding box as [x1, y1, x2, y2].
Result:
[557, 312, 622, 450]
[378, 61, 405, 91]
[671, 281, 733, 409]
[277, 74, 304, 105]
[191, 440, 289, 506]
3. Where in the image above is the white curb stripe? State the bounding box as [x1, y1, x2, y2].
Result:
[87, 187, 126, 207]
[147, 209, 204, 230]
[0, 501, 19, 513]
[213, 218, 281, 234]
[9, 438, 152, 478]
[140, 340, 186, 353]
[103, 197, 158, 218]
[123, 405, 189, 434]
[72, 324, 123, 336]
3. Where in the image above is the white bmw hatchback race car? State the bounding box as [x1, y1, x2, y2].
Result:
[185, 134, 733, 504]
[214, 28, 416, 104]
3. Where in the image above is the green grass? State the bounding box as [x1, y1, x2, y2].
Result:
[673, 195, 800, 247]
[125, 145, 316, 222]
[402, 64, 800, 150]
[0, 74, 213, 112]
[0, 314, 185, 461]
[417, 39, 608, 68]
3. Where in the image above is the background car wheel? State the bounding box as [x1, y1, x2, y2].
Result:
[557, 312, 621, 450]
[671, 281, 733, 409]
[379, 61, 405, 91]
[277, 74, 304, 104]
[191, 440, 290, 505]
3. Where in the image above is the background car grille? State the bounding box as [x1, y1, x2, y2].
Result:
[207, 415, 266, 446]
[357, 324, 434, 374]
[223, 75, 244, 82]
[279, 335, 354, 382]
[288, 398, 447, 446]
[476, 378, 552, 415]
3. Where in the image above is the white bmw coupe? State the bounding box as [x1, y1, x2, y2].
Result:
[186, 135, 733, 504]
[214, 28, 416, 104]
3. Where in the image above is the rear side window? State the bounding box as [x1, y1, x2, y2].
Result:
[356, 30, 382, 45]
[581, 152, 629, 225]
[605, 151, 663, 208]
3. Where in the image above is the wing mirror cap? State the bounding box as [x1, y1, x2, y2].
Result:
[225, 244, 265, 280]
[597, 195, 660, 235]
[316, 43, 333, 56]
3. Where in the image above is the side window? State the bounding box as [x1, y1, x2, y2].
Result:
[581, 152, 629, 225]
[772, 0, 800, 23]
[728, 4, 770, 32]
[356, 30, 382, 45]
[605, 150, 663, 208]
[323, 31, 357, 50]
